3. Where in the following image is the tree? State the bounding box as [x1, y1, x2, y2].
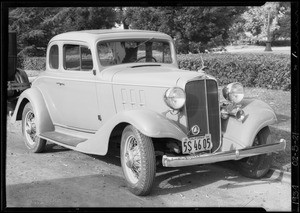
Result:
[234, 2, 291, 47]
[9, 7, 117, 57]
[124, 6, 246, 53]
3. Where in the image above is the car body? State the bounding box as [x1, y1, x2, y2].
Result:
[11, 29, 286, 195]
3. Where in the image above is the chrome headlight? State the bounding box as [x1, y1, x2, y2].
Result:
[164, 87, 186, 110]
[222, 82, 244, 103]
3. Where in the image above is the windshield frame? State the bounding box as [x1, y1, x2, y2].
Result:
[95, 37, 177, 69]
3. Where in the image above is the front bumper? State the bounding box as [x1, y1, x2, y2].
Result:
[162, 139, 286, 167]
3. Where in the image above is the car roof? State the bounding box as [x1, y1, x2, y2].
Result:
[49, 29, 172, 43]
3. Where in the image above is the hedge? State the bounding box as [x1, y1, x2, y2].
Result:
[20, 57, 46, 71]
[177, 53, 291, 91]
[21, 53, 291, 91]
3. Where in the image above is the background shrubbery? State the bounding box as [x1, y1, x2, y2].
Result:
[178, 53, 290, 91]
[19, 57, 46, 71]
[21, 53, 290, 91]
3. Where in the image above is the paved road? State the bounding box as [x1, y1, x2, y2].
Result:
[5, 118, 291, 210]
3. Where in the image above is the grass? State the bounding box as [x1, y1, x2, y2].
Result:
[225, 45, 291, 55]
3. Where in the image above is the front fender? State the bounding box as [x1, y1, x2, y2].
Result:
[220, 99, 277, 151]
[11, 87, 54, 134]
[76, 109, 186, 155]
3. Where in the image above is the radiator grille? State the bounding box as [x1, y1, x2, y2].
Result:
[185, 79, 221, 152]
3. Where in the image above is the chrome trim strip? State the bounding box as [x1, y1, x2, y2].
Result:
[162, 139, 286, 167]
[53, 123, 96, 134]
[204, 75, 210, 134]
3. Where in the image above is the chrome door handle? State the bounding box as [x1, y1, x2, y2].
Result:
[56, 82, 65, 86]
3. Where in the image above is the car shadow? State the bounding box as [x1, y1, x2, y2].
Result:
[42, 129, 290, 196]
[44, 143, 71, 153]
[80, 152, 284, 196]
[6, 173, 164, 207]
[149, 161, 283, 196]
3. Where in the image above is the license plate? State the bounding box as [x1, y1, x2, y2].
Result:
[182, 134, 212, 154]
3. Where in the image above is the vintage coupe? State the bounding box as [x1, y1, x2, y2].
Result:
[12, 29, 286, 196]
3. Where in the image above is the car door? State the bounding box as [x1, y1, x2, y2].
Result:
[53, 43, 101, 132]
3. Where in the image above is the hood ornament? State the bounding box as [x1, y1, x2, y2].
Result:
[197, 55, 208, 78]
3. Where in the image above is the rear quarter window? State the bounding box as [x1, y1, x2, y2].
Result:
[49, 45, 59, 69]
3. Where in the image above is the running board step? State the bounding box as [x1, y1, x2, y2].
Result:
[40, 131, 87, 147]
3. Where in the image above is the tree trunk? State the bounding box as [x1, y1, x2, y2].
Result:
[265, 9, 272, 51]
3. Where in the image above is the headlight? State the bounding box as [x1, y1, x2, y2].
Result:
[164, 87, 186, 110]
[222, 82, 244, 103]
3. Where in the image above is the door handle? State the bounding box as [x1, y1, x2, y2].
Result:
[56, 82, 65, 86]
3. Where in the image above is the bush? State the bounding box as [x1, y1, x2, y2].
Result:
[21, 53, 291, 91]
[177, 53, 291, 91]
[21, 57, 46, 71]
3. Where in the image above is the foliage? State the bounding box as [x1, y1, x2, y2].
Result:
[125, 6, 246, 53]
[23, 52, 290, 91]
[9, 5, 290, 58]
[177, 53, 290, 91]
[229, 2, 291, 45]
[9, 7, 117, 57]
[20, 57, 46, 71]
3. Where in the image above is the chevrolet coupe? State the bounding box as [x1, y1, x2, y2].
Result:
[11, 29, 286, 196]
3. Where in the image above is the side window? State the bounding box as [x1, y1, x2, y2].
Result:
[49, 45, 59, 69]
[63, 44, 93, 71]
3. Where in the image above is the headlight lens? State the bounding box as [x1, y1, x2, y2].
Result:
[164, 87, 186, 110]
[222, 82, 244, 103]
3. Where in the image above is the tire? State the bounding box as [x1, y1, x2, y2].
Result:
[120, 125, 156, 196]
[22, 102, 46, 153]
[236, 127, 272, 178]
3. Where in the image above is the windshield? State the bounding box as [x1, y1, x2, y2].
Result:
[97, 39, 172, 66]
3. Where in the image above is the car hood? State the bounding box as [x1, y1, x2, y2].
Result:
[101, 64, 212, 88]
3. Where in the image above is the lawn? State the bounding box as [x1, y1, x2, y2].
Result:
[225, 45, 291, 55]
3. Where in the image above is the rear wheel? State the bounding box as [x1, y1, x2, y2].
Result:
[22, 102, 46, 153]
[120, 125, 156, 196]
[236, 127, 272, 178]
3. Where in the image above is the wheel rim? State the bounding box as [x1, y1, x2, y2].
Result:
[123, 135, 142, 184]
[24, 110, 37, 146]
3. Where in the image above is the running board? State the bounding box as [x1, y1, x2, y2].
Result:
[39, 131, 87, 147]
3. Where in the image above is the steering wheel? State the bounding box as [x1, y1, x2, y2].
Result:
[135, 56, 157, 62]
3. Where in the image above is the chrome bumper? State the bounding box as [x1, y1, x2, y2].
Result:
[162, 139, 286, 167]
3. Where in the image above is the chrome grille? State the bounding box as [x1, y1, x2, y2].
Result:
[185, 79, 221, 152]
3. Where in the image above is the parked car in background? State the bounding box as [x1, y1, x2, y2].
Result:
[11, 29, 286, 196]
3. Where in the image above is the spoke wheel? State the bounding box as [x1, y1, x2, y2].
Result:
[22, 102, 46, 153]
[236, 127, 272, 178]
[121, 125, 156, 196]
[124, 135, 142, 184]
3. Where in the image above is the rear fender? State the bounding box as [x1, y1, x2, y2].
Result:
[76, 109, 186, 155]
[221, 99, 277, 151]
[11, 87, 54, 134]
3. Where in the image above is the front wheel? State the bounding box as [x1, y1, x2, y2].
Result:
[120, 125, 156, 196]
[22, 102, 46, 153]
[236, 127, 272, 178]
